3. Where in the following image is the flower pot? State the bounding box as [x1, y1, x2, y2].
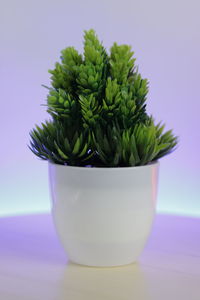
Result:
[48, 161, 159, 267]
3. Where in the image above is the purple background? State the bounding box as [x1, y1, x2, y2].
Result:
[0, 0, 199, 217]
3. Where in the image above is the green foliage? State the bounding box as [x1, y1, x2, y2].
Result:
[29, 29, 178, 167]
[92, 120, 177, 167]
[77, 29, 108, 100]
[49, 47, 82, 93]
[47, 88, 81, 128]
[110, 43, 135, 85]
[29, 121, 93, 166]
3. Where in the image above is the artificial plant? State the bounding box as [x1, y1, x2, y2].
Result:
[29, 29, 177, 167]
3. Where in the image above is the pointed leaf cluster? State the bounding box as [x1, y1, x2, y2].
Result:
[29, 121, 93, 166]
[77, 29, 108, 100]
[29, 30, 178, 167]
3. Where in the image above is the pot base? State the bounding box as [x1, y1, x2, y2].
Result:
[53, 222, 150, 267]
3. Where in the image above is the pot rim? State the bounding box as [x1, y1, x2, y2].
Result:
[48, 160, 159, 171]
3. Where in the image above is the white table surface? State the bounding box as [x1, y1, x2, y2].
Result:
[0, 213, 200, 300]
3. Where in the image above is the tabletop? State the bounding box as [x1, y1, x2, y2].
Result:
[0, 213, 200, 300]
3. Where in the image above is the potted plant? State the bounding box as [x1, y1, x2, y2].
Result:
[29, 29, 178, 267]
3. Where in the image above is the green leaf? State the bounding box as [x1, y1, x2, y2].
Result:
[72, 138, 80, 155]
[54, 141, 69, 159]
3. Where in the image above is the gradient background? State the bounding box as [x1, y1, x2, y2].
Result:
[0, 0, 199, 217]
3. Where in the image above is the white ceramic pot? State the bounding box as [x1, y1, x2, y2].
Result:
[48, 161, 159, 267]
